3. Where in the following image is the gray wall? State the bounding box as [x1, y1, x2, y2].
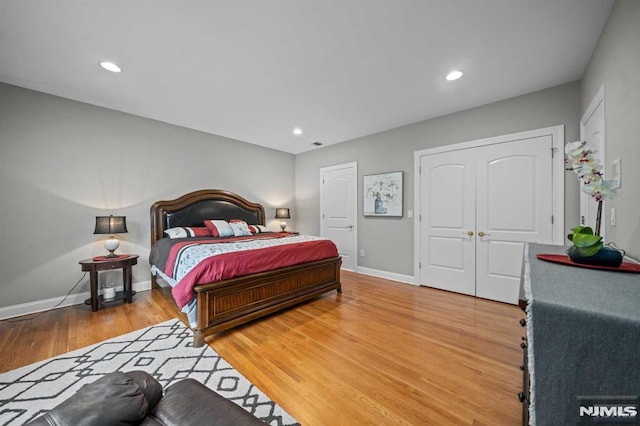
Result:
[295, 82, 582, 276]
[581, 0, 640, 260]
[0, 83, 294, 308]
[13, 3, 639, 308]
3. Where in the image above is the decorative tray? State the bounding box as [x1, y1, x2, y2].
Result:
[536, 254, 640, 273]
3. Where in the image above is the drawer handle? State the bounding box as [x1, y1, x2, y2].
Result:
[517, 391, 528, 403]
[519, 318, 527, 327]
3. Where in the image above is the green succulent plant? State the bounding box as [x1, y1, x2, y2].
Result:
[567, 226, 603, 257]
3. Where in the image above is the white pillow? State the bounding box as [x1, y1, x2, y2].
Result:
[164, 227, 211, 239]
[229, 221, 252, 237]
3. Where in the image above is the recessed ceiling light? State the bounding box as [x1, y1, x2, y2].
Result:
[100, 61, 122, 73]
[446, 70, 463, 81]
[293, 128, 303, 135]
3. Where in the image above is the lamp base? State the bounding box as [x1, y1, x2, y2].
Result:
[104, 236, 120, 258]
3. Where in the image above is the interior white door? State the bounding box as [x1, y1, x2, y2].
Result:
[580, 87, 605, 237]
[417, 128, 559, 305]
[475, 136, 554, 303]
[320, 163, 357, 271]
[419, 149, 476, 295]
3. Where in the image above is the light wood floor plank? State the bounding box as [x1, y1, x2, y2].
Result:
[0, 270, 524, 425]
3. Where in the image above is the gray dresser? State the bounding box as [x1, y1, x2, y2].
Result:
[521, 243, 640, 425]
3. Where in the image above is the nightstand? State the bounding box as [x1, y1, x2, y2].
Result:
[79, 254, 138, 311]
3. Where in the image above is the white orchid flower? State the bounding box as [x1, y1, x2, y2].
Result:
[565, 140, 586, 156]
[565, 140, 617, 203]
[583, 179, 618, 202]
[574, 161, 602, 180]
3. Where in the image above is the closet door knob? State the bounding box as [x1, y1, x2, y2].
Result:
[478, 231, 488, 237]
[466, 231, 474, 236]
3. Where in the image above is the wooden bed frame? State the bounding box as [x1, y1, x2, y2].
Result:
[150, 189, 342, 347]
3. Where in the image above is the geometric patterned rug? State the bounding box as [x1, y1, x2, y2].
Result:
[0, 319, 299, 425]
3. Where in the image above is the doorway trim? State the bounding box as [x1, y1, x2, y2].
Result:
[413, 125, 565, 281]
[580, 84, 605, 238]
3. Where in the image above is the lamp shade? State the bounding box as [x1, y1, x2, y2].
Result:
[274, 208, 291, 219]
[94, 215, 128, 235]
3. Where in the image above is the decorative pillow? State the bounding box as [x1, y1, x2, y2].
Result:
[244, 223, 268, 234]
[229, 221, 252, 237]
[248, 224, 269, 233]
[164, 227, 211, 239]
[204, 220, 234, 237]
[230, 219, 262, 234]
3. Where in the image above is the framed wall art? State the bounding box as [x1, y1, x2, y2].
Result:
[363, 171, 403, 217]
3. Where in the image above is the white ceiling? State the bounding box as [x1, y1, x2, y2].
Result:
[0, 0, 614, 154]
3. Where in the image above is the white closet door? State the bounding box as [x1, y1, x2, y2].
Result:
[419, 149, 476, 296]
[417, 130, 557, 305]
[475, 136, 554, 304]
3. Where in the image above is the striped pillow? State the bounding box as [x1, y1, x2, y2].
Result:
[249, 224, 269, 234]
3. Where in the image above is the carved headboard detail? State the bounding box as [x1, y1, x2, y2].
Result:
[150, 189, 266, 246]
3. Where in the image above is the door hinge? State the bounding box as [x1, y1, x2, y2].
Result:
[419, 262, 422, 269]
[551, 147, 558, 158]
[551, 215, 554, 224]
[419, 166, 422, 174]
[419, 214, 422, 222]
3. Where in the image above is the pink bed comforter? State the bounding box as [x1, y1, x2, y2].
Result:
[162, 233, 339, 309]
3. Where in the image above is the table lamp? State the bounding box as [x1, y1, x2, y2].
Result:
[94, 215, 128, 258]
[275, 208, 291, 232]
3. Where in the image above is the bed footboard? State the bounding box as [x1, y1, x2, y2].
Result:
[192, 257, 341, 347]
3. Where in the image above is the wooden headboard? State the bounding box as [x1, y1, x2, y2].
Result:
[150, 189, 266, 246]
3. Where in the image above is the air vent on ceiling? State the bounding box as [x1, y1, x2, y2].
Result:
[312, 141, 323, 146]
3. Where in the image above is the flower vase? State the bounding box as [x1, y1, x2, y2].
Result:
[374, 195, 387, 214]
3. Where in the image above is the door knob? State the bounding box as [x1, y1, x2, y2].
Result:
[478, 231, 489, 237]
[466, 231, 474, 236]
[346, 225, 353, 231]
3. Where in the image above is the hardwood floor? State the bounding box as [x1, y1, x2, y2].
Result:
[0, 270, 525, 425]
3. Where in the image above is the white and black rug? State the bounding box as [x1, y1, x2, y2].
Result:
[0, 319, 299, 425]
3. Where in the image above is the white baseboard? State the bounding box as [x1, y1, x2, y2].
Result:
[0, 280, 152, 320]
[354, 266, 416, 286]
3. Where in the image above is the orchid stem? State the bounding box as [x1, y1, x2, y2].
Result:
[595, 200, 603, 236]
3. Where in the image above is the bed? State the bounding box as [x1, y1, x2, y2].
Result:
[149, 189, 342, 347]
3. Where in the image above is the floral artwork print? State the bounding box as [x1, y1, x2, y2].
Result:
[363, 171, 403, 216]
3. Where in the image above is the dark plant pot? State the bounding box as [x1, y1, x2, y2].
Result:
[567, 246, 623, 268]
